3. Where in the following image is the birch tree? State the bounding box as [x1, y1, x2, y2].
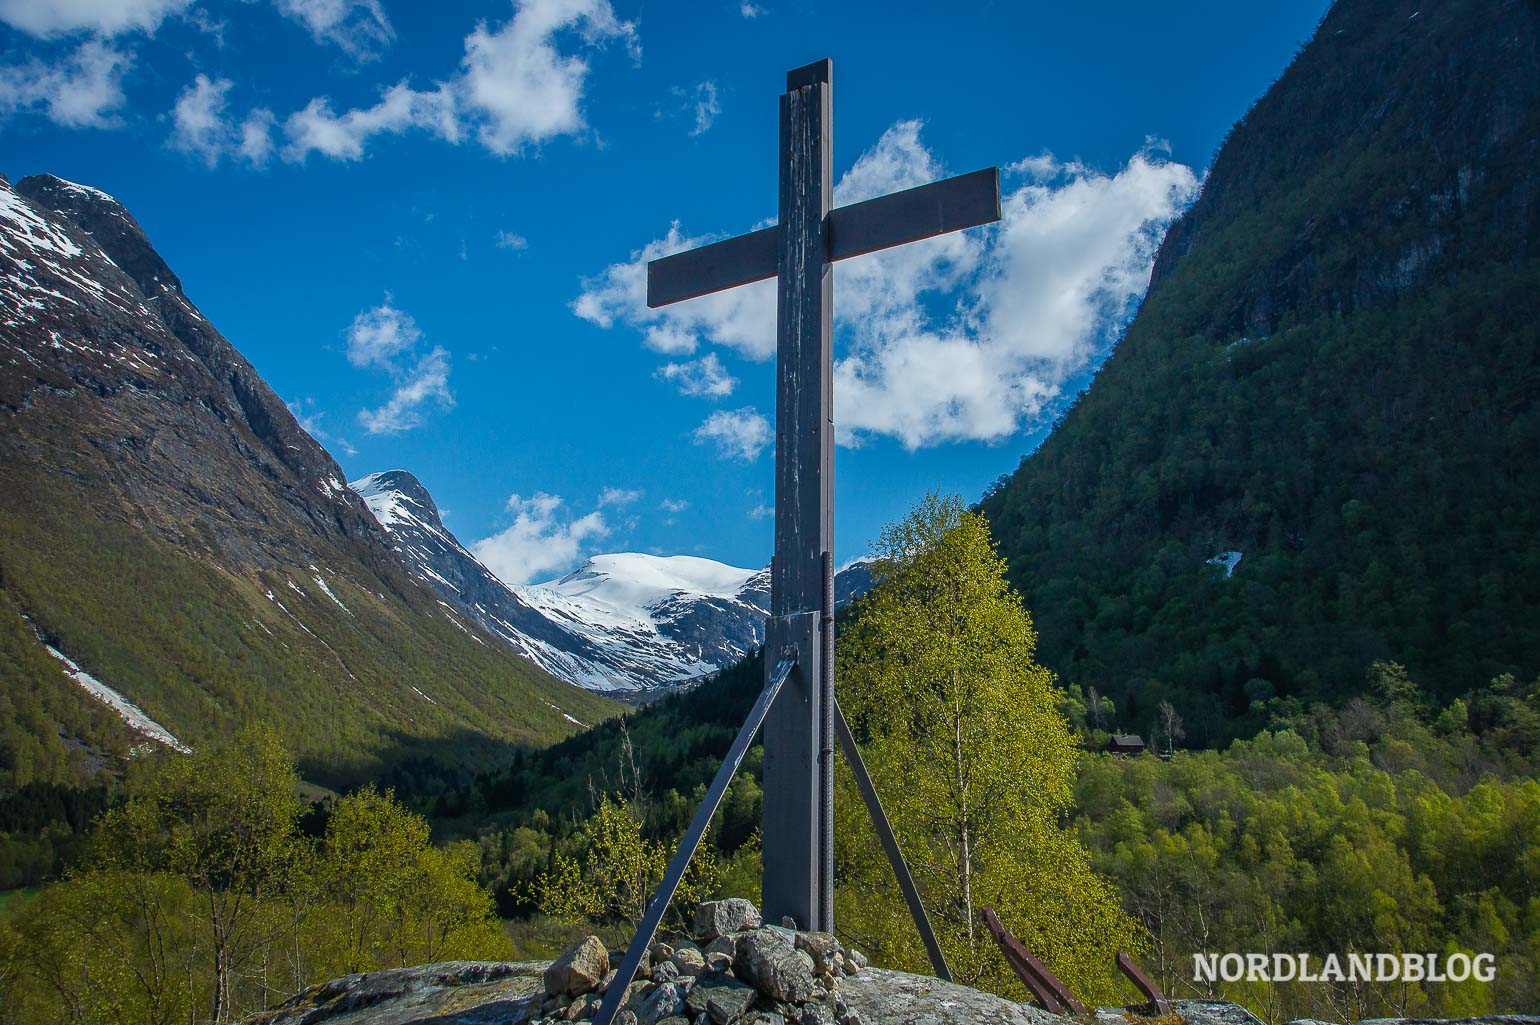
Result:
[834, 493, 1138, 1003]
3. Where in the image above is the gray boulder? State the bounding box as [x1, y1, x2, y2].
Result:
[639, 982, 687, 1025]
[734, 929, 818, 1004]
[694, 898, 763, 940]
[1176, 1000, 1266, 1025]
[545, 936, 611, 997]
[839, 967, 1058, 1025]
[242, 961, 546, 1024]
[685, 972, 759, 1025]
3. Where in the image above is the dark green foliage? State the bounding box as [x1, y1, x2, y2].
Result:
[980, 0, 1540, 746]
[434, 651, 767, 916]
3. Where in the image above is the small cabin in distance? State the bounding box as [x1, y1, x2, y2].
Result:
[1108, 734, 1147, 756]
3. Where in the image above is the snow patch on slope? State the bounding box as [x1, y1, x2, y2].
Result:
[43, 642, 189, 753]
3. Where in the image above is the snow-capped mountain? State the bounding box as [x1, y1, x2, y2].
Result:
[352, 470, 873, 693]
[0, 173, 611, 776]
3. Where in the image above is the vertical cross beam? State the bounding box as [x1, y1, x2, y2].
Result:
[761, 57, 834, 933]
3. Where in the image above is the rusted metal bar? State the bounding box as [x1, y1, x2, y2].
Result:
[1117, 951, 1172, 1016]
[981, 907, 1088, 1015]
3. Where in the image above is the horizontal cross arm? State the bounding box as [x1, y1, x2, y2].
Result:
[646, 225, 778, 308]
[645, 167, 1001, 308]
[827, 166, 1000, 263]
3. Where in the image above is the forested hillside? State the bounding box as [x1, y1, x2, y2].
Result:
[0, 173, 614, 793]
[980, 0, 1540, 744]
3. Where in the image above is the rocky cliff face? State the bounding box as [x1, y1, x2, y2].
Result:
[0, 175, 613, 781]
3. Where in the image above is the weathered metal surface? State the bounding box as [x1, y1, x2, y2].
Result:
[592, 654, 797, 1025]
[645, 169, 1001, 309]
[1117, 951, 1172, 1016]
[645, 225, 777, 309]
[761, 61, 834, 934]
[630, 54, 1002, 971]
[834, 699, 953, 982]
[981, 907, 1087, 1015]
[819, 551, 836, 932]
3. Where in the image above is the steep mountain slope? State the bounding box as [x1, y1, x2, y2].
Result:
[0, 174, 614, 789]
[980, 0, 1540, 745]
[351, 470, 873, 692]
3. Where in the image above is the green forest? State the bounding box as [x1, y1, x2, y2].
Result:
[3, 500, 1538, 1024]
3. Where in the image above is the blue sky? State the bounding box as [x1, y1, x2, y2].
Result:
[0, 0, 1331, 583]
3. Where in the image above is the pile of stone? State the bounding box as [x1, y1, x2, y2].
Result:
[534, 898, 869, 1025]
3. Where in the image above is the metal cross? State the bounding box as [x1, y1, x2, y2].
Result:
[594, 58, 997, 1025]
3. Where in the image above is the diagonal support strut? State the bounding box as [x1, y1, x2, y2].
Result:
[592, 652, 798, 1025]
[833, 698, 953, 982]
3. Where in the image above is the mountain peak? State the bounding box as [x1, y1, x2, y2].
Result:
[16, 173, 182, 303]
[351, 470, 446, 532]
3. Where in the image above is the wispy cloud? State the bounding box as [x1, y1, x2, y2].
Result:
[287, 398, 358, 457]
[282, 80, 460, 162]
[345, 298, 455, 434]
[656, 352, 736, 398]
[660, 497, 689, 513]
[268, 0, 635, 163]
[0, 0, 190, 37]
[694, 407, 772, 461]
[272, 0, 394, 60]
[168, 75, 278, 167]
[577, 121, 1198, 449]
[357, 346, 453, 434]
[598, 486, 642, 507]
[472, 491, 609, 585]
[495, 229, 529, 251]
[739, 2, 765, 18]
[0, 40, 132, 129]
[672, 80, 718, 136]
[346, 298, 422, 368]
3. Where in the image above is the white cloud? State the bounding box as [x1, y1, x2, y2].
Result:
[659, 497, 689, 513]
[573, 222, 777, 359]
[694, 407, 771, 461]
[345, 299, 455, 435]
[169, 76, 277, 167]
[739, 2, 764, 17]
[458, 0, 636, 155]
[472, 492, 609, 585]
[597, 486, 641, 507]
[273, 0, 394, 60]
[0, 0, 191, 38]
[238, 108, 276, 164]
[282, 80, 459, 162]
[656, 352, 736, 398]
[346, 298, 422, 368]
[495, 229, 529, 251]
[170, 74, 232, 167]
[0, 40, 132, 129]
[272, 0, 634, 164]
[357, 346, 454, 434]
[679, 80, 718, 136]
[577, 121, 1198, 449]
[749, 503, 772, 520]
